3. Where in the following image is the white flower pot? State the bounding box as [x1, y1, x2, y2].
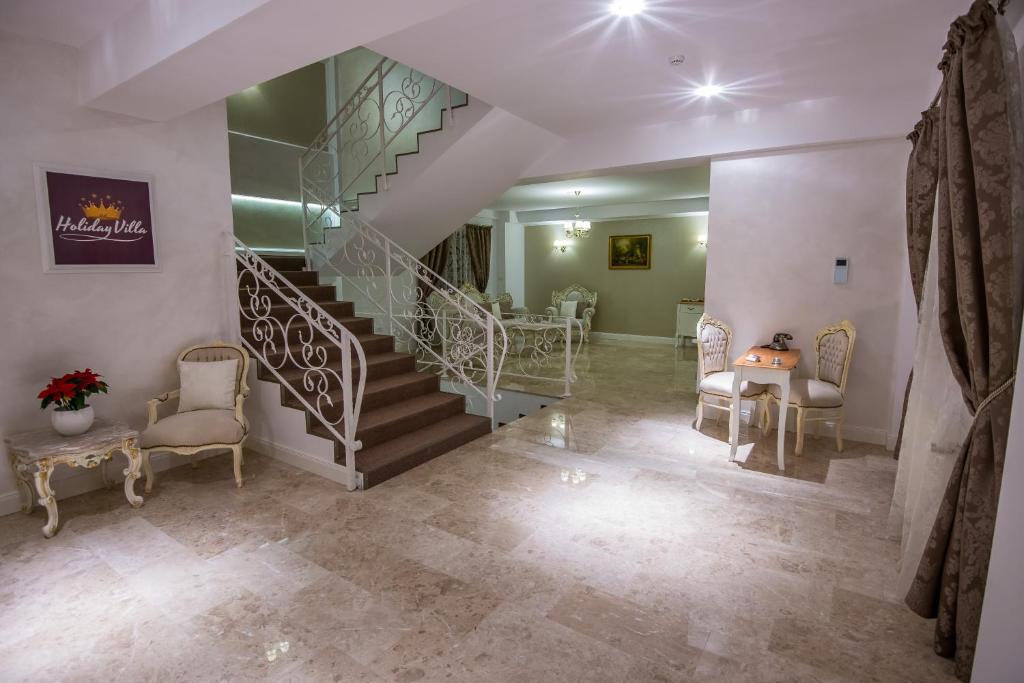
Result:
[51, 405, 94, 436]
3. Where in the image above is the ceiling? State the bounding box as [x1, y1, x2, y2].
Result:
[371, 0, 966, 137]
[490, 162, 709, 212]
[0, 0, 143, 48]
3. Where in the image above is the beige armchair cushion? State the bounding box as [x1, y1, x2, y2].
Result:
[700, 371, 765, 398]
[140, 409, 245, 449]
[770, 379, 844, 408]
[178, 359, 238, 412]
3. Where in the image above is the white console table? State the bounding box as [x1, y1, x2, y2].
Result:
[675, 301, 704, 348]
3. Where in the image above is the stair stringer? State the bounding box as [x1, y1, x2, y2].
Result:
[350, 104, 562, 257]
[243, 364, 358, 486]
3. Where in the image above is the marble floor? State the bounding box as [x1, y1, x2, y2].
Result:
[0, 339, 954, 682]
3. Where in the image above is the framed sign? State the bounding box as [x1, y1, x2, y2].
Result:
[34, 165, 159, 272]
[608, 234, 652, 270]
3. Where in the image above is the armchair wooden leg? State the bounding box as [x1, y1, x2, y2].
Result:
[795, 408, 806, 456]
[142, 449, 155, 494]
[695, 396, 704, 431]
[231, 445, 244, 488]
[835, 416, 844, 452]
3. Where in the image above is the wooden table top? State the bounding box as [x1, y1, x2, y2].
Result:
[734, 346, 801, 370]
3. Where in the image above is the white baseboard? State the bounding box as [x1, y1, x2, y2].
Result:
[589, 332, 676, 345]
[0, 449, 222, 518]
[246, 436, 354, 487]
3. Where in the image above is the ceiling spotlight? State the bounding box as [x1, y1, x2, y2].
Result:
[611, 0, 645, 16]
[695, 84, 724, 98]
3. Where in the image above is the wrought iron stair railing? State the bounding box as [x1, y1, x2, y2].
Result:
[234, 236, 366, 490]
[298, 55, 509, 425]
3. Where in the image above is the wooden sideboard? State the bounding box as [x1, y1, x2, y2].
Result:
[675, 301, 704, 348]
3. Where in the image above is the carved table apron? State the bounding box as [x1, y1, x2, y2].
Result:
[5, 419, 144, 538]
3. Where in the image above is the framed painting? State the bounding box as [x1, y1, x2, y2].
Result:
[34, 164, 159, 272]
[608, 234, 651, 270]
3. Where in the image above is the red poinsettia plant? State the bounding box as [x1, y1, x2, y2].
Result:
[38, 369, 109, 411]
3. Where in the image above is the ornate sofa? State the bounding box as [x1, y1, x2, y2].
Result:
[545, 284, 597, 342]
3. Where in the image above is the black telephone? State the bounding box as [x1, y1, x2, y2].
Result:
[762, 332, 793, 351]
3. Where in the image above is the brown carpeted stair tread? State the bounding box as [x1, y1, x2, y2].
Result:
[281, 370, 437, 412]
[309, 391, 465, 448]
[269, 351, 416, 385]
[239, 255, 492, 488]
[353, 413, 492, 487]
[261, 333, 395, 365]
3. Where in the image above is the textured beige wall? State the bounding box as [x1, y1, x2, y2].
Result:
[0, 32, 234, 508]
[524, 217, 707, 337]
[705, 140, 914, 444]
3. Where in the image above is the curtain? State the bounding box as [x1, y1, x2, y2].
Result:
[889, 215, 971, 607]
[465, 224, 492, 292]
[417, 240, 450, 340]
[442, 228, 474, 290]
[903, 1, 1024, 678]
[893, 106, 944, 457]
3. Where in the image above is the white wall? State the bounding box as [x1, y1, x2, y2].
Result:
[0, 30, 234, 513]
[504, 220, 526, 308]
[705, 140, 914, 445]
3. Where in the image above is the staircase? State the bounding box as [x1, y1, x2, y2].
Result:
[238, 253, 491, 489]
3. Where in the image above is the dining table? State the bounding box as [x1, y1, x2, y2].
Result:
[729, 346, 801, 470]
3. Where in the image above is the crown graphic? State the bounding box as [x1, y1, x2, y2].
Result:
[79, 194, 124, 220]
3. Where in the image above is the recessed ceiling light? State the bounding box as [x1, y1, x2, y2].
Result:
[610, 0, 645, 17]
[695, 84, 723, 98]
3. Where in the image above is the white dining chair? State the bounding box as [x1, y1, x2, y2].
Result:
[695, 314, 767, 432]
[765, 320, 856, 454]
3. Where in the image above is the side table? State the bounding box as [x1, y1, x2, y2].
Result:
[5, 419, 144, 537]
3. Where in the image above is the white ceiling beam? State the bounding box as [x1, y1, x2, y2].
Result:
[517, 197, 709, 224]
[78, 0, 481, 121]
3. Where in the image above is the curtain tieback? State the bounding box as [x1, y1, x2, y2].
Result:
[971, 374, 1015, 418]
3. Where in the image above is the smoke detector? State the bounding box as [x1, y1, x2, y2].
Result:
[669, 54, 686, 67]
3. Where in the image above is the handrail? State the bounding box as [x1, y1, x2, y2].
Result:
[299, 57, 461, 222]
[297, 54, 505, 427]
[305, 55, 393, 162]
[233, 236, 366, 490]
[307, 210, 509, 423]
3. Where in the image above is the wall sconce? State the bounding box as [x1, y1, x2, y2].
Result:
[697, 235, 708, 248]
[554, 239, 569, 253]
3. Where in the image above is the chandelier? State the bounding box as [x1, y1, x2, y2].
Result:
[564, 190, 591, 239]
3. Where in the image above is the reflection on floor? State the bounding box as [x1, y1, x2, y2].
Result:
[0, 339, 954, 681]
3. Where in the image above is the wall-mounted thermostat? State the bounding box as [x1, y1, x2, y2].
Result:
[834, 257, 849, 284]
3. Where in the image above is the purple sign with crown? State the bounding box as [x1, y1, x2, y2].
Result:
[35, 166, 159, 272]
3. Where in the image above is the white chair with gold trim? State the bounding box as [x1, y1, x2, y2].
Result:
[544, 284, 597, 342]
[695, 314, 767, 431]
[765, 320, 856, 455]
[140, 342, 251, 490]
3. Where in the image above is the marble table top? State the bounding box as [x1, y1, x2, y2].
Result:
[5, 419, 138, 461]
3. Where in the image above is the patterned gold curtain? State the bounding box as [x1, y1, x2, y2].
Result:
[417, 240, 450, 339]
[904, 1, 1024, 678]
[894, 106, 943, 457]
[464, 224, 491, 292]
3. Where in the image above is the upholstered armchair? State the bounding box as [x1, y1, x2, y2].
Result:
[458, 284, 530, 320]
[766, 320, 856, 455]
[695, 314, 767, 432]
[139, 342, 251, 491]
[544, 284, 597, 342]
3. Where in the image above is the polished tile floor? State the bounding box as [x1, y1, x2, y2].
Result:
[0, 340, 954, 682]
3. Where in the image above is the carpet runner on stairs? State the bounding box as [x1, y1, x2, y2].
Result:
[238, 255, 491, 488]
